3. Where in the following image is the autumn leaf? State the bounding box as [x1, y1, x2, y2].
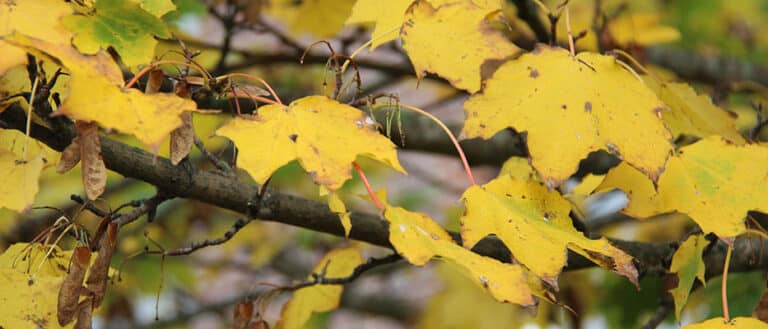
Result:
[345, 0, 413, 49]
[607, 13, 681, 47]
[76, 121, 106, 200]
[58, 246, 91, 326]
[401, 0, 520, 93]
[0, 243, 74, 328]
[0, 41, 27, 75]
[460, 174, 638, 288]
[645, 79, 745, 144]
[383, 203, 539, 305]
[669, 234, 707, 320]
[139, 0, 177, 17]
[0, 0, 73, 43]
[463, 45, 673, 188]
[656, 137, 768, 238]
[682, 317, 768, 329]
[276, 247, 363, 329]
[62, 0, 171, 67]
[267, 0, 356, 38]
[599, 137, 768, 238]
[170, 82, 194, 165]
[5, 35, 197, 147]
[328, 191, 352, 237]
[85, 223, 118, 307]
[0, 149, 45, 211]
[595, 161, 663, 219]
[216, 95, 404, 190]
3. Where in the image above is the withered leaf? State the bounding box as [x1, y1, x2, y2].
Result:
[57, 246, 91, 326]
[170, 81, 194, 165]
[86, 222, 118, 307]
[76, 121, 106, 200]
[56, 136, 81, 174]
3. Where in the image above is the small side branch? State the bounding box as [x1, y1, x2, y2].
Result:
[279, 253, 402, 292]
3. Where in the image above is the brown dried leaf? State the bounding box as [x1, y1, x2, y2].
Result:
[74, 296, 93, 329]
[86, 222, 118, 307]
[76, 121, 106, 200]
[144, 69, 164, 94]
[57, 246, 91, 326]
[233, 301, 254, 329]
[56, 136, 81, 173]
[170, 81, 193, 165]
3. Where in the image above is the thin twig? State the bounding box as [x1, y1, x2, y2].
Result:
[640, 298, 673, 329]
[277, 253, 401, 292]
[193, 134, 233, 175]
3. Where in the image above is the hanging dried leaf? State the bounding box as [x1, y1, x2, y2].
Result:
[86, 222, 118, 307]
[76, 121, 106, 200]
[234, 301, 255, 329]
[73, 296, 93, 329]
[57, 246, 91, 326]
[144, 69, 164, 94]
[57, 136, 81, 174]
[170, 81, 194, 165]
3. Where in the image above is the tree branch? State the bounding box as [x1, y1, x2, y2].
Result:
[2, 105, 767, 281]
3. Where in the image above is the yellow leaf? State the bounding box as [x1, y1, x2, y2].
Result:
[607, 13, 680, 47]
[596, 162, 664, 219]
[267, 0, 356, 38]
[656, 137, 768, 238]
[498, 156, 535, 180]
[646, 79, 745, 144]
[345, 0, 413, 49]
[401, 0, 520, 93]
[6, 35, 197, 147]
[0, 0, 73, 42]
[216, 96, 404, 190]
[461, 174, 638, 287]
[418, 264, 525, 329]
[139, 0, 177, 17]
[0, 149, 45, 212]
[276, 247, 363, 329]
[0, 41, 26, 75]
[464, 45, 673, 187]
[384, 204, 538, 305]
[682, 317, 768, 329]
[0, 243, 74, 329]
[327, 191, 352, 237]
[669, 234, 707, 320]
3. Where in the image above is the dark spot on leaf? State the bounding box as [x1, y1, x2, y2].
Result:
[561, 104, 567, 110]
[289, 134, 298, 142]
[529, 67, 539, 78]
[584, 101, 592, 112]
[479, 124, 486, 128]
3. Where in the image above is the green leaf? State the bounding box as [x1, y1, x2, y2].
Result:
[669, 234, 707, 320]
[62, 0, 171, 67]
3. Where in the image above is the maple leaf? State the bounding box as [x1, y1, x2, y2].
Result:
[383, 201, 540, 305]
[0, 0, 73, 42]
[607, 13, 681, 47]
[267, 0, 356, 38]
[0, 243, 75, 328]
[461, 174, 638, 288]
[0, 150, 45, 212]
[464, 45, 673, 188]
[682, 317, 768, 329]
[139, 0, 177, 17]
[6, 35, 197, 147]
[401, 0, 520, 93]
[345, 0, 414, 49]
[669, 234, 707, 320]
[276, 247, 362, 329]
[216, 95, 404, 190]
[645, 79, 745, 144]
[62, 0, 171, 67]
[600, 137, 768, 238]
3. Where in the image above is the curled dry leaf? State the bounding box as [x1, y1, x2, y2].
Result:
[74, 296, 93, 329]
[56, 136, 81, 173]
[233, 301, 255, 329]
[57, 246, 91, 326]
[170, 81, 193, 165]
[76, 121, 106, 200]
[86, 222, 118, 307]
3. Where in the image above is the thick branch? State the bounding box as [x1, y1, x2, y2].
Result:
[2, 106, 766, 280]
